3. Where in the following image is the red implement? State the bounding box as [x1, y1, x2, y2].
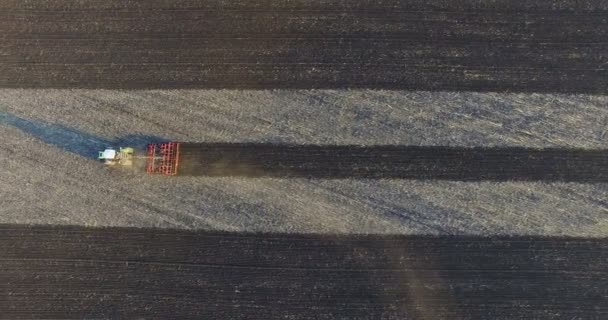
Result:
[146, 142, 180, 175]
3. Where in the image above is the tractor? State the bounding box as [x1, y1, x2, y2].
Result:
[98, 147, 134, 166]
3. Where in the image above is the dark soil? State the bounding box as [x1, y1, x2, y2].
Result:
[175, 143, 608, 181]
[1, 0, 606, 92]
[1, 224, 607, 319]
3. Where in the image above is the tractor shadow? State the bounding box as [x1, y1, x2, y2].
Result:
[0, 111, 171, 159]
